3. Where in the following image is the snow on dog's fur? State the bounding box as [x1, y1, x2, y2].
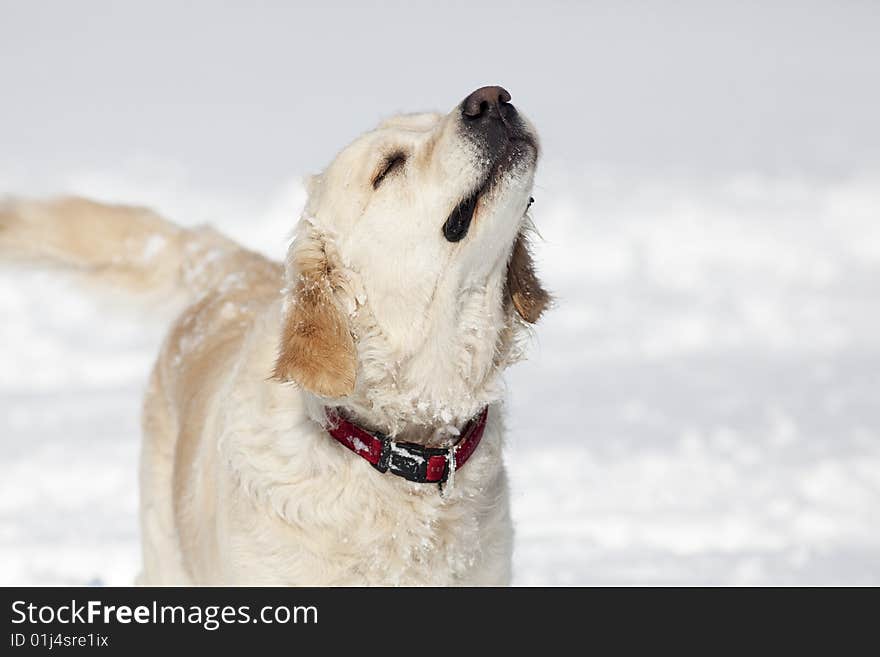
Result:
[0, 87, 548, 585]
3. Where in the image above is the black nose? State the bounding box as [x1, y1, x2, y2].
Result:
[461, 85, 514, 120]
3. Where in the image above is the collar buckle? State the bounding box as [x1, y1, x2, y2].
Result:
[375, 438, 449, 483]
[372, 434, 392, 474]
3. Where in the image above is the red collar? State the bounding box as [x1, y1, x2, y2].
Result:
[324, 407, 488, 484]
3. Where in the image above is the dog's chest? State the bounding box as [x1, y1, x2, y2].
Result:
[330, 481, 489, 585]
[219, 436, 506, 584]
[216, 363, 510, 585]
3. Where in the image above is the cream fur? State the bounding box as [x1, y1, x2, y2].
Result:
[0, 94, 545, 585]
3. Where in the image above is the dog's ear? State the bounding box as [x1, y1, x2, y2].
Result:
[506, 231, 550, 324]
[272, 225, 357, 397]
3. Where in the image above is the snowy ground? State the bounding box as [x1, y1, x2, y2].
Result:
[2, 166, 880, 585]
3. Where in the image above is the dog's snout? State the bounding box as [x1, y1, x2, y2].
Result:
[461, 86, 514, 121]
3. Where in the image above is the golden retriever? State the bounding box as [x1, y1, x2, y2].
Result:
[0, 86, 548, 585]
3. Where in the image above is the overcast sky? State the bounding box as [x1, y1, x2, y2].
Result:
[2, 1, 879, 197]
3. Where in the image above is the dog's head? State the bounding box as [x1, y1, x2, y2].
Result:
[274, 87, 549, 425]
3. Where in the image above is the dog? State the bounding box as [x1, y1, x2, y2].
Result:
[0, 86, 549, 585]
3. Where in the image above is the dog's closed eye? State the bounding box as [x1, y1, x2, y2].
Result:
[372, 153, 406, 189]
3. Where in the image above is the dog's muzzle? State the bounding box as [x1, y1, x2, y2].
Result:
[442, 86, 536, 242]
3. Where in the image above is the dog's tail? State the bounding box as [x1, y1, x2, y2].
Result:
[0, 196, 249, 303]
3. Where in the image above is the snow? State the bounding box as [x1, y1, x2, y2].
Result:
[390, 442, 425, 465]
[2, 167, 880, 585]
[140, 234, 167, 262]
[350, 436, 370, 454]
